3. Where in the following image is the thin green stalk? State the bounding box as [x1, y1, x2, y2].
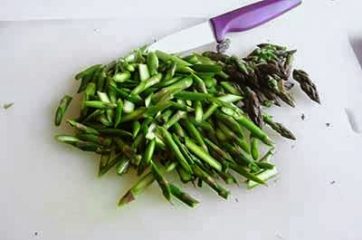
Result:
[77, 74, 93, 93]
[194, 101, 203, 122]
[172, 134, 194, 165]
[218, 171, 238, 185]
[163, 63, 177, 81]
[138, 64, 150, 81]
[256, 161, 275, 170]
[96, 69, 106, 91]
[109, 83, 142, 104]
[229, 163, 265, 184]
[75, 64, 102, 80]
[185, 137, 222, 172]
[56, 135, 107, 154]
[155, 50, 191, 66]
[131, 73, 162, 95]
[98, 128, 132, 138]
[191, 74, 208, 93]
[250, 137, 259, 160]
[77, 133, 112, 146]
[152, 77, 193, 103]
[99, 154, 123, 176]
[203, 104, 218, 120]
[192, 64, 222, 73]
[156, 76, 180, 88]
[83, 101, 116, 109]
[114, 99, 123, 127]
[147, 51, 159, 76]
[118, 162, 177, 207]
[120, 107, 147, 123]
[173, 122, 185, 138]
[247, 167, 278, 189]
[67, 120, 99, 135]
[139, 139, 156, 173]
[258, 148, 274, 162]
[98, 114, 112, 127]
[204, 138, 233, 161]
[159, 127, 192, 173]
[151, 162, 171, 201]
[183, 119, 208, 152]
[215, 111, 245, 139]
[55, 95, 72, 126]
[113, 71, 131, 83]
[192, 165, 229, 199]
[220, 82, 240, 95]
[118, 172, 155, 206]
[164, 111, 186, 129]
[216, 121, 250, 153]
[116, 158, 130, 176]
[235, 115, 273, 146]
[82, 109, 104, 122]
[169, 184, 199, 207]
[176, 167, 193, 183]
[132, 121, 141, 138]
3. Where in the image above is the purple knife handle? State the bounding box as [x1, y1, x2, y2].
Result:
[210, 0, 302, 42]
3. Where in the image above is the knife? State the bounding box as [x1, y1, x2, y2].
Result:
[148, 0, 302, 53]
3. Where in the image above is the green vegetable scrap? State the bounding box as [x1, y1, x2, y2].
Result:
[55, 95, 72, 126]
[3, 103, 14, 110]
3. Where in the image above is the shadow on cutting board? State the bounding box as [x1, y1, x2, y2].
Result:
[349, 37, 362, 70]
[346, 36, 362, 133]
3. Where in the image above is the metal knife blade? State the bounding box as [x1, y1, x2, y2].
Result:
[147, 21, 215, 54]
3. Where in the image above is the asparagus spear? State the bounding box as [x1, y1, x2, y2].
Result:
[151, 162, 171, 201]
[169, 184, 199, 207]
[263, 115, 296, 140]
[118, 163, 177, 207]
[159, 127, 193, 173]
[293, 69, 321, 104]
[185, 137, 222, 172]
[147, 52, 159, 76]
[192, 164, 229, 199]
[54, 95, 72, 126]
[118, 172, 155, 206]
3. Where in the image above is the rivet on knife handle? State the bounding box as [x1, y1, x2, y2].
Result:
[210, 0, 302, 42]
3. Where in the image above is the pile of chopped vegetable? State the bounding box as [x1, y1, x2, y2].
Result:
[54, 43, 319, 207]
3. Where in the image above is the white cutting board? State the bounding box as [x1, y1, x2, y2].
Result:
[1, 6, 362, 240]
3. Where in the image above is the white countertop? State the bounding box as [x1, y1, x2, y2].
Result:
[0, 0, 356, 23]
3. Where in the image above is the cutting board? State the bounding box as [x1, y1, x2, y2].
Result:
[1, 6, 362, 240]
